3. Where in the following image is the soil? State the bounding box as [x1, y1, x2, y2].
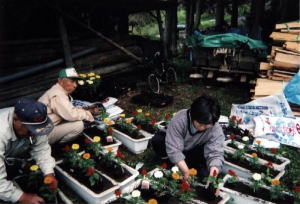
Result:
[224, 181, 295, 204]
[51, 136, 85, 160]
[84, 126, 117, 146]
[195, 185, 223, 204]
[227, 143, 283, 164]
[113, 124, 145, 139]
[58, 163, 115, 194]
[225, 152, 280, 177]
[133, 122, 157, 134]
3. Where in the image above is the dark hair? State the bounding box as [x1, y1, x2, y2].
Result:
[190, 95, 220, 124]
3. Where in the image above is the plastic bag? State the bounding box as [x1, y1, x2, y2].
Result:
[284, 70, 300, 105]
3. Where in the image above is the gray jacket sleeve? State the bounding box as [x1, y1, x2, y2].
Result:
[30, 135, 55, 175]
[165, 114, 186, 164]
[204, 125, 225, 171]
[0, 142, 23, 202]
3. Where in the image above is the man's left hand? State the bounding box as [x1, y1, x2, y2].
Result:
[44, 174, 58, 189]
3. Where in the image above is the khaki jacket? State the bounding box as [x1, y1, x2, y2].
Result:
[0, 107, 55, 202]
[39, 83, 94, 125]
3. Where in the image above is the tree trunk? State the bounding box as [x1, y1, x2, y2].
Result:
[193, 0, 203, 30]
[231, 0, 239, 27]
[164, 7, 172, 58]
[170, 2, 178, 56]
[185, 0, 191, 35]
[216, 0, 224, 31]
[250, 0, 265, 39]
[58, 16, 73, 67]
[156, 10, 164, 42]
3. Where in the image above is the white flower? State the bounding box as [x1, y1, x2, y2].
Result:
[78, 80, 84, 85]
[171, 166, 179, 172]
[87, 80, 93, 84]
[131, 190, 141, 197]
[252, 173, 262, 181]
[237, 144, 245, 149]
[154, 170, 163, 178]
[242, 136, 249, 142]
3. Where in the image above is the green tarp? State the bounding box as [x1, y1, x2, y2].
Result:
[185, 33, 267, 50]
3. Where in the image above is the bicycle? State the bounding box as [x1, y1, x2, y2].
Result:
[146, 52, 177, 94]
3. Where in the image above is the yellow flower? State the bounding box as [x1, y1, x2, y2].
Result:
[145, 112, 151, 117]
[93, 136, 101, 143]
[96, 75, 101, 79]
[104, 118, 110, 123]
[87, 80, 93, 84]
[173, 112, 177, 116]
[137, 109, 143, 113]
[78, 80, 84, 85]
[44, 176, 54, 184]
[189, 168, 197, 176]
[172, 172, 180, 180]
[79, 73, 86, 78]
[119, 114, 126, 118]
[82, 153, 91, 160]
[148, 199, 158, 204]
[107, 147, 113, 152]
[272, 179, 280, 185]
[30, 165, 39, 171]
[251, 153, 257, 157]
[72, 144, 80, 150]
[89, 77, 95, 80]
[125, 118, 132, 123]
[88, 72, 95, 77]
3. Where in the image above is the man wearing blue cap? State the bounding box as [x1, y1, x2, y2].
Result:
[0, 98, 57, 203]
[39, 67, 99, 144]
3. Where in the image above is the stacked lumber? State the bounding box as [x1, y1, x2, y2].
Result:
[253, 21, 300, 116]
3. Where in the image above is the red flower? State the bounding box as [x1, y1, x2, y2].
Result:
[64, 145, 70, 152]
[87, 167, 94, 176]
[238, 118, 243, 124]
[115, 189, 121, 197]
[84, 138, 92, 144]
[150, 119, 156, 126]
[294, 186, 300, 193]
[212, 169, 217, 177]
[161, 163, 167, 169]
[132, 111, 137, 116]
[267, 161, 274, 168]
[164, 113, 170, 120]
[229, 134, 236, 140]
[180, 179, 191, 192]
[116, 149, 124, 158]
[228, 169, 238, 177]
[137, 125, 142, 129]
[231, 115, 237, 121]
[107, 127, 113, 135]
[270, 148, 278, 154]
[141, 168, 147, 176]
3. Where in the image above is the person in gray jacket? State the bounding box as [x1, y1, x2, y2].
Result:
[152, 95, 225, 180]
[0, 98, 57, 204]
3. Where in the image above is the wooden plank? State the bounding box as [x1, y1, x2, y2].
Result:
[281, 29, 300, 34]
[276, 21, 300, 29]
[273, 69, 296, 76]
[269, 75, 291, 81]
[273, 66, 299, 73]
[271, 72, 293, 79]
[284, 42, 300, 53]
[275, 48, 300, 56]
[259, 62, 271, 70]
[270, 32, 300, 42]
[271, 46, 283, 57]
[274, 52, 300, 69]
[254, 78, 287, 96]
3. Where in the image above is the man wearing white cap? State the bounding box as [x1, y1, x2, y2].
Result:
[39, 67, 99, 144]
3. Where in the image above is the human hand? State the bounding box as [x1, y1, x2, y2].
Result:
[19, 193, 44, 204]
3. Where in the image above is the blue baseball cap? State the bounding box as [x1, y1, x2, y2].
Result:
[14, 98, 54, 136]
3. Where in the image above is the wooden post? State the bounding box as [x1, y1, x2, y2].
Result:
[250, 0, 265, 39]
[164, 7, 172, 58]
[193, 0, 203, 30]
[231, 0, 238, 28]
[216, 0, 224, 31]
[170, 1, 178, 56]
[58, 16, 73, 67]
[156, 10, 164, 42]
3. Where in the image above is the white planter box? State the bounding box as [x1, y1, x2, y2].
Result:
[224, 140, 290, 171]
[55, 164, 119, 204]
[155, 120, 168, 132]
[222, 150, 285, 180]
[220, 175, 295, 204]
[112, 128, 151, 154]
[131, 123, 155, 138]
[82, 133, 122, 155]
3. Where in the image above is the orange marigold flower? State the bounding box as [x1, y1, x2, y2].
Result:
[189, 168, 197, 176]
[44, 176, 54, 184]
[107, 147, 113, 152]
[106, 121, 114, 126]
[82, 153, 91, 159]
[148, 199, 158, 204]
[256, 140, 261, 145]
[231, 115, 237, 121]
[272, 179, 280, 185]
[172, 172, 180, 180]
[251, 153, 257, 157]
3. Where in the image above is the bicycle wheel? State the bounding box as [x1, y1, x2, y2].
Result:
[148, 73, 160, 94]
[166, 67, 177, 84]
